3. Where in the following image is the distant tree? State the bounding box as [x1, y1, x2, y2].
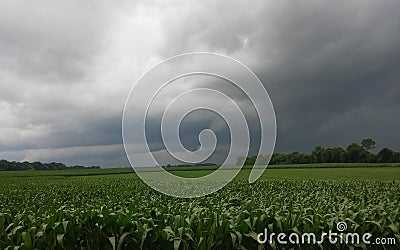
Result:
[361, 138, 376, 151]
[0, 160, 7, 170]
[21, 161, 34, 170]
[232, 138, 400, 166]
[393, 152, 400, 163]
[322, 148, 333, 163]
[49, 162, 66, 170]
[245, 156, 257, 166]
[366, 153, 377, 163]
[0, 159, 97, 171]
[287, 152, 301, 164]
[377, 148, 394, 163]
[312, 146, 325, 163]
[331, 147, 345, 163]
[339, 151, 348, 163]
[346, 143, 368, 163]
[286, 152, 311, 164]
[270, 153, 287, 165]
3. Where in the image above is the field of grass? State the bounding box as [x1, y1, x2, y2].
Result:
[171, 166, 400, 180]
[1, 166, 399, 249]
[165, 162, 400, 172]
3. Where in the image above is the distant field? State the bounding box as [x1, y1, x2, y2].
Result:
[166, 162, 400, 170]
[170, 167, 400, 180]
[1, 166, 399, 249]
[2, 162, 400, 178]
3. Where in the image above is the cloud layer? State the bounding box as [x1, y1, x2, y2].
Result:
[1, 0, 399, 167]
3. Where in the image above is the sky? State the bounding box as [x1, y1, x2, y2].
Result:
[0, 0, 399, 167]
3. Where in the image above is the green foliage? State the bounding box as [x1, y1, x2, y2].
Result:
[378, 148, 396, 163]
[361, 138, 376, 151]
[0, 159, 101, 171]
[251, 139, 400, 165]
[0, 171, 399, 249]
[346, 143, 369, 163]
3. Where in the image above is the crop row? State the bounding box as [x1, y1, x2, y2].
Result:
[0, 175, 399, 249]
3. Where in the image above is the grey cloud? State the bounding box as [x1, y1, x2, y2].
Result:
[164, 0, 399, 153]
[1, 0, 400, 167]
[1, 144, 128, 168]
[0, 1, 122, 83]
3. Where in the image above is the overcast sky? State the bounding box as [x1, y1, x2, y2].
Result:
[1, 0, 399, 167]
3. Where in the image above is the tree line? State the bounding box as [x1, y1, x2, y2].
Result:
[242, 139, 400, 165]
[0, 159, 101, 171]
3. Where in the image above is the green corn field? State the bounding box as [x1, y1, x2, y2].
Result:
[0, 168, 399, 249]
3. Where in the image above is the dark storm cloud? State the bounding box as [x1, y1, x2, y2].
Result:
[158, 0, 400, 152]
[1, 0, 399, 167]
[257, 1, 400, 152]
